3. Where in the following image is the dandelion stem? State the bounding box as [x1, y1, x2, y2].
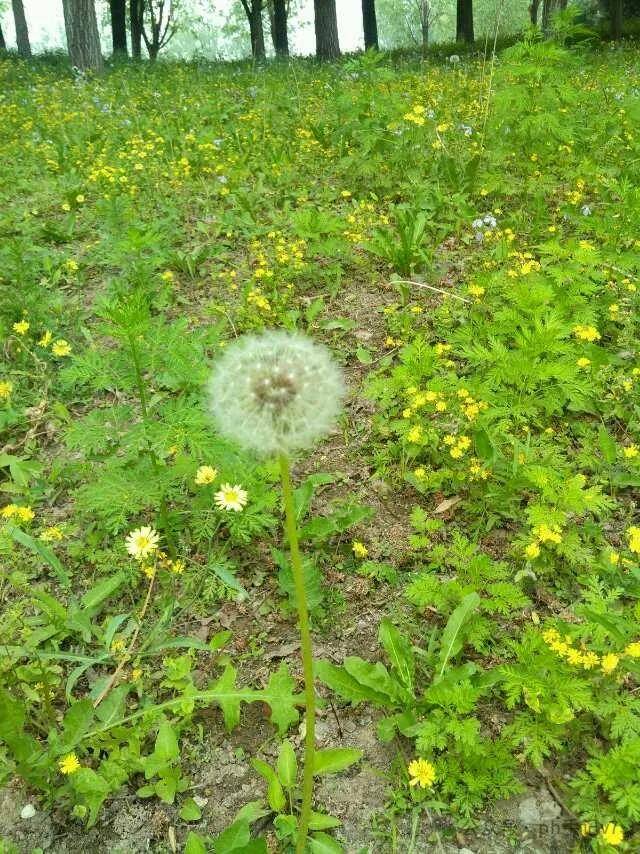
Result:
[279, 453, 316, 854]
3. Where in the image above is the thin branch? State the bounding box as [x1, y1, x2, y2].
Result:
[392, 279, 472, 303]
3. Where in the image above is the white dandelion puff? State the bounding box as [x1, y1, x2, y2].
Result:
[208, 330, 345, 458]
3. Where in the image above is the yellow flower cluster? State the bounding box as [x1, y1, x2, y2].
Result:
[543, 628, 640, 675]
[0, 380, 13, 400]
[403, 103, 426, 126]
[505, 251, 541, 278]
[572, 324, 601, 342]
[1, 504, 35, 522]
[443, 433, 472, 459]
[628, 526, 640, 554]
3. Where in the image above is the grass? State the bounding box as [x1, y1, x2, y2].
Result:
[1, 34, 640, 853]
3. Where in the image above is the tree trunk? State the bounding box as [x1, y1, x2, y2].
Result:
[272, 0, 289, 56]
[361, 0, 378, 50]
[130, 0, 143, 58]
[420, 1, 429, 51]
[456, 0, 474, 44]
[0, 23, 6, 51]
[12, 0, 31, 58]
[529, 0, 541, 25]
[62, 0, 104, 71]
[610, 0, 623, 39]
[314, 0, 340, 59]
[109, 0, 128, 55]
[249, 3, 266, 59]
[542, 0, 557, 32]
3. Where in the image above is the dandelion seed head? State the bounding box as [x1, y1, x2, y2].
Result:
[208, 330, 345, 457]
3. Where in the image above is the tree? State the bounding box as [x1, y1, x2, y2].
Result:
[610, 0, 624, 37]
[239, 0, 266, 59]
[62, 0, 103, 71]
[529, 0, 541, 25]
[11, 0, 31, 57]
[141, 0, 177, 60]
[314, 0, 340, 58]
[130, 0, 143, 57]
[362, 0, 379, 49]
[109, 0, 128, 55]
[271, 0, 289, 56]
[456, 0, 474, 42]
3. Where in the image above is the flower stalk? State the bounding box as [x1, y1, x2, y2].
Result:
[279, 452, 316, 854]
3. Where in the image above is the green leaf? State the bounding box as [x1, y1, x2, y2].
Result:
[308, 832, 345, 853]
[180, 797, 203, 822]
[356, 347, 373, 364]
[208, 561, 248, 601]
[213, 665, 242, 731]
[185, 831, 208, 854]
[6, 525, 70, 586]
[378, 620, 414, 694]
[343, 657, 405, 703]
[81, 573, 126, 610]
[437, 592, 480, 678]
[276, 740, 297, 789]
[315, 660, 393, 707]
[60, 700, 95, 749]
[308, 812, 342, 830]
[598, 427, 617, 465]
[313, 748, 363, 776]
[265, 663, 300, 735]
[251, 759, 286, 812]
[154, 720, 180, 763]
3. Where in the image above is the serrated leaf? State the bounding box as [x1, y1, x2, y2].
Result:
[213, 664, 242, 731]
[265, 663, 300, 735]
[313, 747, 363, 776]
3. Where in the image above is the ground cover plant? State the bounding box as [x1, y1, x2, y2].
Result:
[1, 28, 640, 854]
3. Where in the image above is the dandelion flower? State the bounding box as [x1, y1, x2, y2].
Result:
[408, 758, 436, 788]
[352, 541, 368, 559]
[195, 465, 218, 485]
[125, 526, 160, 560]
[525, 542, 540, 560]
[13, 320, 29, 335]
[601, 653, 619, 674]
[59, 753, 81, 775]
[214, 483, 248, 512]
[52, 340, 72, 357]
[208, 330, 345, 458]
[0, 380, 13, 400]
[599, 823, 624, 846]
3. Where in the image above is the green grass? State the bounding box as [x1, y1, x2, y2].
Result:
[1, 35, 640, 853]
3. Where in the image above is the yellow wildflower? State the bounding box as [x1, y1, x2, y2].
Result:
[352, 541, 368, 559]
[599, 823, 623, 847]
[195, 465, 218, 485]
[59, 753, 81, 775]
[52, 340, 72, 357]
[13, 320, 29, 335]
[601, 653, 619, 674]
[408, 758, 436, 788]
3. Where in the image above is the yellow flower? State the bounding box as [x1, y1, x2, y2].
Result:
[195, 465, 218, 485]
[76, 194, 85, 203]
[609, 551, 620, 565]
[52, 340, 72, 357]
[3, 505, 35, 522]
[408, 758, 436, 788]
[576, 357, 591, 368]
[40, 526, 64, 541]
[601, 653, 619, 674]
[38, 331, 53, 348]
[624, 641, 640, 658]
[214, 483, 248, 512]
[525, 542, 540, 560]
[623, 444, 638, 459]
[131, 667, 143, 680]
[468, 284, 485, 298]
[160, 270, 174, 281]
[572, 324, 600, 342]
[13, 320, 29, 335]
[627, 526, 640, 554]
[580, 821, 593, 837]
[0, 380, 13, 400]
[407, 425, 423, 444]
[534, 524, 562, 544]
[170, 559, 185, 574]
[352, 541, 368, 559]
[413, 467, 426, 479]
[581, 651, 600, 670]
[59, 753, 81, 775]
[125, 526, 160, 560]
[599, 823, 624, 847]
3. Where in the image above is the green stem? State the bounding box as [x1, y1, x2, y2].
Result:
[279, 453, 315, 854]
